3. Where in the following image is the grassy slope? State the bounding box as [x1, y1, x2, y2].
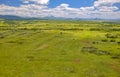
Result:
[0, 20, 120, 77]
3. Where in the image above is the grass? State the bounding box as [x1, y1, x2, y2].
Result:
[0, 20, 120, 77]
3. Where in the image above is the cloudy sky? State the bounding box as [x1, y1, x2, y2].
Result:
[0, 0, 120, 19]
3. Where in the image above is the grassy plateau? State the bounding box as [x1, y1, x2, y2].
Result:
[0, 20, 120, 77]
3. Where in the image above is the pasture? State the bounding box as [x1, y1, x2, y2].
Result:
[0, 20, 120, 77]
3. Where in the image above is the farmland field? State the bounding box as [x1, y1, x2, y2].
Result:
[0, 20, 120, 77]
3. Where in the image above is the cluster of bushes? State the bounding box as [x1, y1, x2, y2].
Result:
[117, 42, 120, 45]
[0, 26, 18, 30]
[103, 33, 120, 45]
[0, 26, 85, 31]
[109, 28, 120, 31]
[89, 28, 120, 32]
[101, 39, 116, 42]
[105, 33, 119, 38]
[92, 39, 117, 44]
[111, 54, 120, 59]
[81, 46, 120, 59]
[26, 56, 35, 61]
[7, 40, 23, 44]
[89, 28, 101, 31]
[0, 35, 4, 39]
[81, 46, 110, 55]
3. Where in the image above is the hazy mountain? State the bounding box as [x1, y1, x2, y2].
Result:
[0, 15, 23, 20]
[0, 15, 120, 21]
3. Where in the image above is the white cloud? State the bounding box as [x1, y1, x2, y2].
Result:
[80, 7, 94, 11]
[22, 0, 49, 4]
[90, 11, 120, 19]
[0, 4, 49, 17]
[58, 4, 69, 8]
[94, 0, 120, 7]
[0, 0, 120, 19]
[94, 0, 120, 12]
[98, 6, 118, 12]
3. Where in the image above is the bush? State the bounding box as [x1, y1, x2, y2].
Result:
[81, 46, 110, 55]
[117, 42, 120, 45]
[110, 40, 116, 42]
[101, 39, 108, 42]
[89, 28, 101, 31]
[0, 36, 4, 39]
[105, 33, 117, 38]
[111, 54, 120, 59]
[26, 56, 34, 61]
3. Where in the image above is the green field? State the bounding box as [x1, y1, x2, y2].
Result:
[0, 20, 120, 77]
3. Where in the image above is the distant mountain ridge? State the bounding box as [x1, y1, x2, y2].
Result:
[0, 15, 23, 20]
[0, 15, 74, 20]
[0, 15, 120, 21]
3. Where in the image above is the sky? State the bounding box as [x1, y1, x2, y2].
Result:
[0, 0, 120, 19]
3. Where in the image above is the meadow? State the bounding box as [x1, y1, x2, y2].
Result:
[0, 20, 120, 77]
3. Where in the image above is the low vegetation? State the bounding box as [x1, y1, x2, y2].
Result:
[0, 20, 120, 77]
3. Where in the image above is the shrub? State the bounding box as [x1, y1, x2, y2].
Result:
[105, 33, 117, 38]
[101, 39, 108, 42]
[111, 54, 120, 59]
[117, 42, 120, 45]
[81, 46, 110, 55]
[110, 40, 116, 42]
[0, 36, 4, 39]
[26, 56, 34, 61]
